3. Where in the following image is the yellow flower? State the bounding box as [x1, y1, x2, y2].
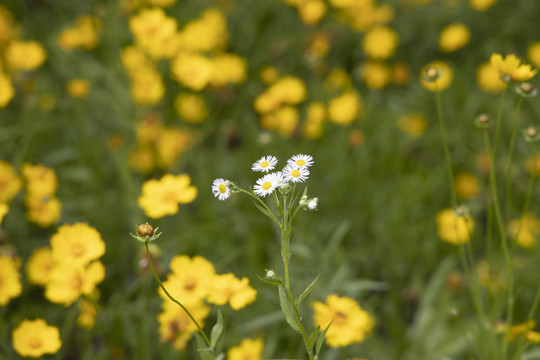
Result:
[25, 196, 62, 227]
[0, 6, 17, 46]
[58, 16, 101, 51]
[176, 8, 228, 53]
[362, 26, 398, 60]
[439, 23, 470, 53]
[324, 67, 352, 91]
[420, 61, 453, 92]
[171, 52, 213, 91]
[508, 214, 540, 249]
[455, 172, 481, 199]
[121, 46, 154, 75]
[147, 0, 177, 6]
[477, 61, 506, 93]
[303, 102, 326, 139]
[158, 300, 210, 350]
[51, 223, 105, 268]
[328, 91, 363, 126]
[207, 273, 257, 310]
[129, 8, 177, 59]
[307, 32, 331, 59]
[490, 53, 537, 82]
[436, 208, 474, 245]
[392, 62, 411, 85]
[470, 0, 497, 11]
[260, 66, 279, 84]
[210, 53, 247, 87]
[67, 79, 90, 98]
[26, 247, 55, 286]
[0, 255, 22, 305]
[268, 76, 307, 105]
[298, 0, 327, 26]
[0, 161, 21, 203]
[22, 163, 58, 199]
[361, 61, 391, 89]
[6, 40, 46, 71]
[175, 93, 208, 123]
[129, 146, 155, 174]
[161, 255, 216, 304]
[45, 261, 105, 306]
[227, 338, 264, 360]
[0, 72, 14, 107]
[528, 42, 540, 68]
[313, 294, 375, 347]
[77, 299, 98, 329]
[508, 320, 536, 341]
[0, 202, 8, 224]
[397, 112, 427, 137]
[138, 174, 197, 218]
[12, 319, 62, 357]
[155, 128, 194, 169]
[129, 69, 165, 106]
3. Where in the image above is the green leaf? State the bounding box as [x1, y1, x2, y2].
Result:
[215, 353, 226, 360]
[297, 273, 320, 306]
[210, 310, 224, 348]
[256, 274, 284, 287]
[307, 326, 320, 350]
[278, 285, 302, 333]
[315, 321, 332, 356]
[193, 332, 213, 360]
[282, 225, 292, 242]
[253, 201, 275, 222]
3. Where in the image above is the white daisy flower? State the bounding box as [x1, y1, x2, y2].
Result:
[287, 154, 314, 168]
[272, 171, 287, 187]
[251, 155, 278, 173]
[282, 164, 309, 183]
[212, 178, 231, 201]
[253, 173, 278, 197]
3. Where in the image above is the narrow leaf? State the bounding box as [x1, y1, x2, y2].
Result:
[315, 321, 332, 355]
[210, 310, 224, 348]
[193, 333, 213, 360]
[256, 274, 284, 287]
[307, 326, 321, 350]
[215, 353, 226, 360]
[253, 201, 274, 221]
[278, 285, 302, 333]
[297, 273, 321, 306]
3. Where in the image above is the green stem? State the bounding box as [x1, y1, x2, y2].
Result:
[144, 242, 212, 348]
[505, 96, 524, 221]
[492, 87, 507, 158]
[484, 130, 514, 358]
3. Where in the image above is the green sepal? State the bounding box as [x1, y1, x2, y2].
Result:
[296, 273, 320, 307]
[256, 274, 284, 287]
[278, 285, 302, 333]
[210, 310, 224, 348]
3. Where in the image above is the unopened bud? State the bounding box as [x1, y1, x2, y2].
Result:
[307, 198, 318, 210]
[516, 82, 538, 97]
[520, 82, 533, 94]
[423, 66, 442, 82]
[475, 113, 492, 128]
[524, 126, 540, 142]
[137, 223, 154, 237]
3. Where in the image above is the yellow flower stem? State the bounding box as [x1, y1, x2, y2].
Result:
[484, 130, 514, 358]
[434, 88, 457, 206]
[505, 96, 524, 222]
[144, 242, 212, 350]
[492, 87, 508, 158]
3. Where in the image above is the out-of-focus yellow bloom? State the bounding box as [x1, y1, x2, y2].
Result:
[5, 40, 46, 71]
[77, 299, 98, 328]
[313, 294, 375, 347]
[477, 61, 506, 93]
[303, 102, 326, 139]
[507, 320, 536, 341]
[476, 260, 504, 293]
[155, 128, 194, 169]
[121, 46, 154, 75]
[324, 68, 352, 91]
[526, 155, 540, 176]
[0, 6, 17, 46]
[51, 223, 105, 268]
[260, 106, 299, 137]
[136, 113, 162, 145]
[227, 338, 264, 360]
[420, 61, 453, 92]
[0, 255, 21, 305]
[439, 23, 470, 52]
[397, 112, 426, 137]
[0, 203, 8, 224]
[508, 214, 540, 249]
[436, 208, 474, 245]
[22, 163, 58, 199]
[392, 62, 411, 85]
[210, 53, 247, 87]
[129, 146, 155, 174]
[0, 72, 14, 107]
[470, 0, 497, 11]
[269, 76, 307, 105]
[334, 1, 394, 32]
[130, 69, 165, 106]
[328, 91, 363, 126]
[298, 0, 327, 25]
[147, 0, 177, 7]
[260, 66, 279, 84]
[175, 93, 208, 123]
[129, 8, 177, 59]
[362, 26, 398, 60]
[176, 8, 228, 53]
[527, 331, 540, 343]
[25, 196, 61, 227]
[26, 247, 55, 286]
[158, 300, 210, 350]
[455, 172, 481, 199]
[528, 42, 540, 68]
[67, 79, 90, 98]
[12, 319, 62, 357]
[171, 52, 213, 91]
[490, 53, 537, 82]
[0, 161, 21, 203]
[207, 273, 257, 310]
[361, 61, 391, 89]
[58, 16, 101, 51]
[307, 32, 331, 59]
[138, 174, 197, 218]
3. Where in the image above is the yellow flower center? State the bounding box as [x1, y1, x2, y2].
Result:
[260, 161, 270, 168]
[296, 159, 306, 166]
[28, 337, 43, 349]
[291, 169, 301, 178]
[218, 184, 227, 194]
[70, 244, 85, 258]
[262, 181, 272, 190]
[184, 278, 197, 291]
[334, 311, 347, 326]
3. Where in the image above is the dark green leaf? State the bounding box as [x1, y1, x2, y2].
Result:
[278, 285, 302, 333]
[297, 273, 320, 306]
[316, 321, 332, 356]
[307, 326, 321, 350]
[256, 274, 284, 286]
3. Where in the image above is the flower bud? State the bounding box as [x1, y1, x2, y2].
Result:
[474, 113, 492, 128]
[516, 82, 538, 97]
[137, 223, 154, 237]
[307, 198, 318, 210]
[524, 126, 540, 142]
[423, 66, 442, 82]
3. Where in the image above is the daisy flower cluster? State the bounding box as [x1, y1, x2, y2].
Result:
[212, 154, 316, 204]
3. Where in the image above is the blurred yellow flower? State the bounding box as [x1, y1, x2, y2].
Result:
[6, 40, 46, 71]
[455, 172, 481, 199]
[313, 294, 375, 347]
[227, 338, 264, 360]
[362, 26, 398, 60]
[303, 102, 326, 139]
[420, 61, 453, 92]
[490, 53, 537, 82]
[171, 52, 213, 91]
[207, 273, 257, 310]
[477, 61, 506, 93]
[26, 247, 55, 286]
[129, 8, 177, 59]
[175, 93, 208, 123]
[176, 8, 228, 53]
[158, 300, 210, 350]
[0, 202, 8, 224]
[138, 174, 197, 218]
[392, 62, 411, 85]
[439, 23, 470, 53]
[121, 46, 154, 75]
[25, 196, 61, 227]
[130, 69, 165, 106]
[210, 53, 247, 87]
[328, 91, 363, 126]
[269, 76, 307, 105]
[307, 31, 331, 59]
[12, 319, 61, 357]
[77, 299, 98, 329]
[298, 0, 327, 25]
[148, 0, 177, 6]
[67, 79, 90, 98]
[508, 214, 540, 249]
[58, 16, 101, 51]
[437, 208, 473, 245]
[397, 112, 427, 137]
[0, 6, 17, 46]
[0, 72, 14, 107]
[129, 146, 155, 174]
[51, 223, 105, 268]
[324, 67, 352, 91]
[528, 42, 540, 68]
[470, 0, 497, 11]
[260, 66, 279, 84]
[0, 255, 21, 305]
[155, 128, 194, 169]
[361, 61, 391, 89]
[0, 161, 21, 203]
[22, 163, 58, 199]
